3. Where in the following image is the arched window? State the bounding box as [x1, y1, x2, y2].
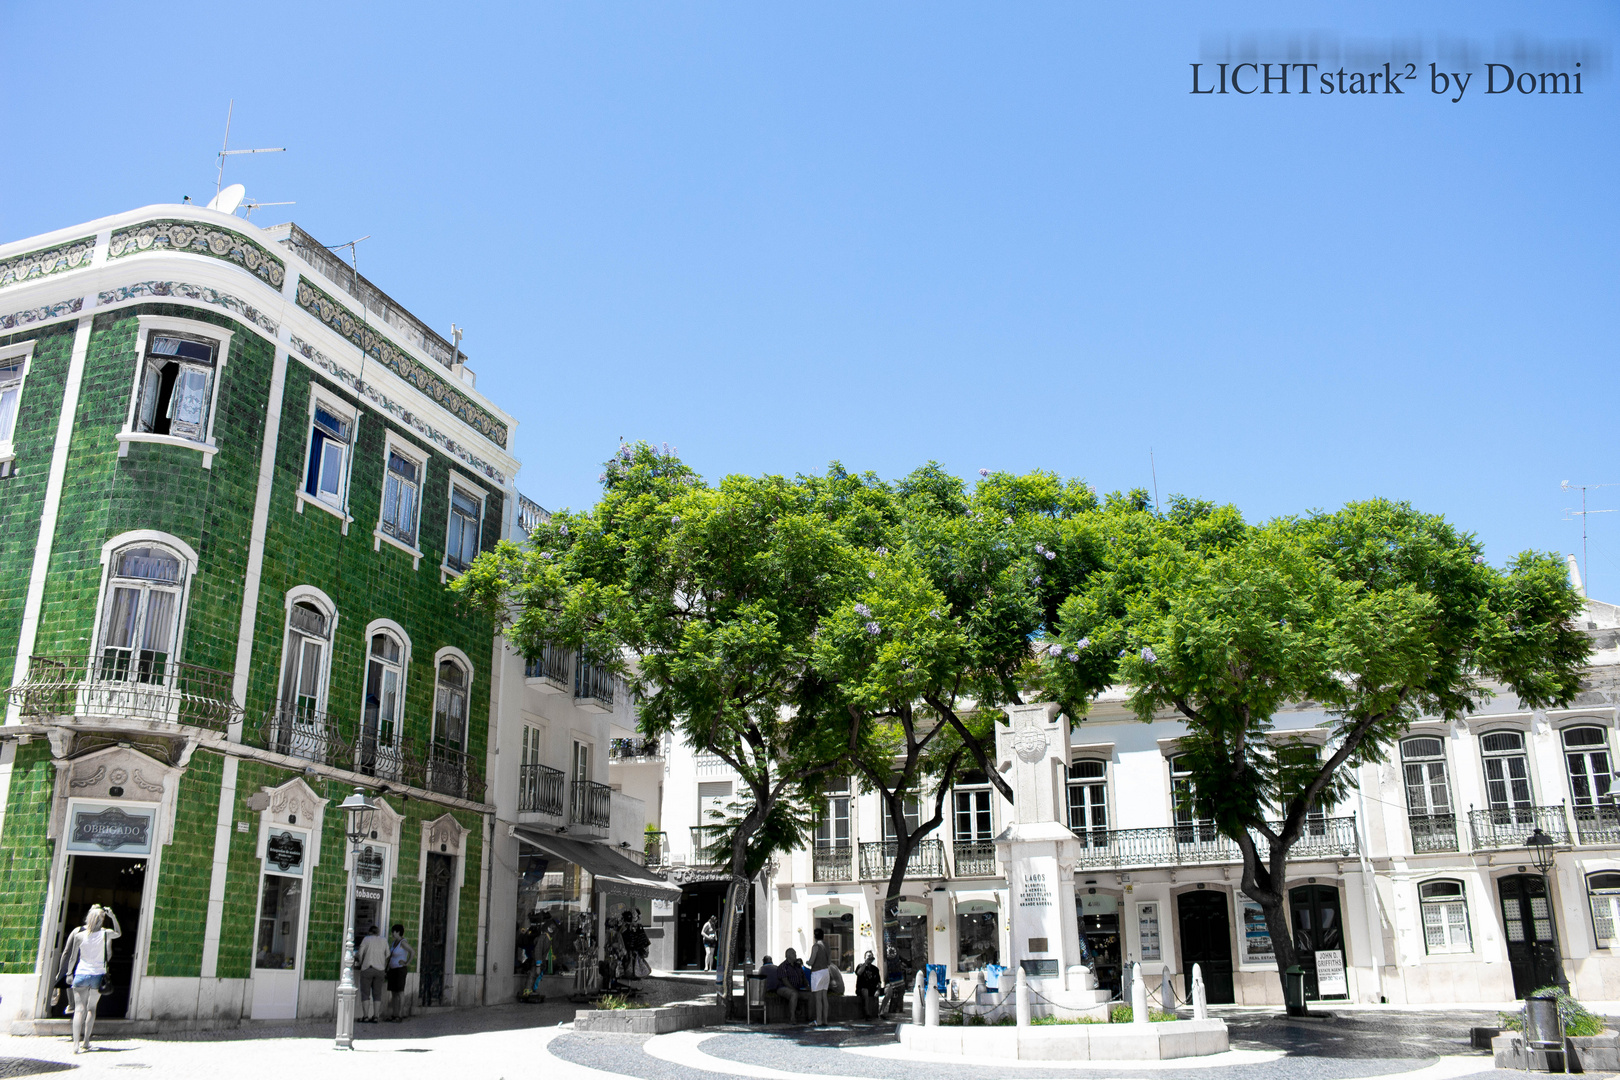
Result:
[273, 593, 335, 761]
[1401, 737, 1456, 852]
[1563, 726, 1613, 809]
[97, 542, 185, 684]
[1067, 760, 1108, 847]
[360, 629, 406, 780]
[1588, 873, 1620, 948]
[1418, 879, 1472, 954]
[1480, 731, 1532, 814]
[433, 658, 468, 753]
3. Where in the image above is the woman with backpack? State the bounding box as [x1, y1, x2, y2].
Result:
[57, 904, 121, 1054]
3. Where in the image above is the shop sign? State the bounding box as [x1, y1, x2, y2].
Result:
[356, 886, 384, 901]
[1137, 902, 1162, 961]
[267, 830, 305, 873]
[1080, 893, 1118, 916]
[68, 805, 153, 854]
[1236, 891, 1275, 964]
[357, 845, 385, 882]
[651, 898, 674, 917]
[1315, 949, 1347, 996]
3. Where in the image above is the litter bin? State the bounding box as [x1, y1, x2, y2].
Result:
[1284, 966, 1307, 1015]
[1525, 993, 1564, 1055]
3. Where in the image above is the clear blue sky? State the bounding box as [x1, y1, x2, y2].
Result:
[4, 4, 1616, 591]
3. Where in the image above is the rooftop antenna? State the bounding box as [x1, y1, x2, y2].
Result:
[1561, 480, 1618, 598]
[450, 323, 463, 364]
[241, 199, 295, 221]
[215, 100, 285, 197]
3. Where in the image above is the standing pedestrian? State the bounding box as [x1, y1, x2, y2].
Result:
[700, 915, 718, 971]
[807, 928, 830, 1026]
[386, 923, 415, 1022]
[356, 924, 387, 1023]
[56, 904, 121, 1054]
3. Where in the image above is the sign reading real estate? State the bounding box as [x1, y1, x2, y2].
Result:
[1137, 902, 1162, 961]
[68, 803, 154, 855]
[1236, 891, 1275, 964]
[1315, 949, 1347, 996]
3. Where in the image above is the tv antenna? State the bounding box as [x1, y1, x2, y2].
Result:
[215, 100, 285, 197]
[241, 199, 295, 221]
[1562, 480, 1618, 598]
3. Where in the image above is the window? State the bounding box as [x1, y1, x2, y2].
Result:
[882, 793, 921, 841]
[304, 404, 351, 508]
[1419, 880, 1472, 954]
[955, 771, 994, 842]
[1171, 755, 1218, 844]
[1564, 726, 1613, 808]
[434, 659, 468, 753]
[97, 544, 184, 684]
[1481, 731, 1533, 812]
[360, 631, 405, 778]
[272, 598, 332, 760]
[1588, 873, 1620, 948]
[446, 486, 482, 571]
[1067, 760, 1108, 846]
[135, 333, 217, 442]
[380, 448, 422, 546]
[1401, 736, 1456, 851]
[0, 357, 22, 445]
[521, 724, 544, 768]
[817, 777, 851, 848]
[697, 780, 731, 828]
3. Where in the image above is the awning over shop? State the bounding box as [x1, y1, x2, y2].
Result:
[514, 828, 681, 901]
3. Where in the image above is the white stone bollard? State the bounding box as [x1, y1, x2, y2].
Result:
[913, 970, 925, 1026]
[1162, 967, 1173, 1012]
[1131, 962, 1149, 1026]
[925, 977, 940, 1027]
[1015, 966, 1030, 1029]
[1192, 963, 1208, 1021]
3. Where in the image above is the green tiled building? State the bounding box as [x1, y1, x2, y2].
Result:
[0, 206, 520, 1025]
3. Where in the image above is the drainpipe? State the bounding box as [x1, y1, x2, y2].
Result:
[1354, 777, 1386, 1002]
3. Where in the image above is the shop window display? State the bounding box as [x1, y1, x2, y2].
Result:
[955, 901, 999, 971]
[514, 851, 591, 991]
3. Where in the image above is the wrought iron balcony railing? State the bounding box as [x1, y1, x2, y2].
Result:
[8, 653, 240, 730]
[1408, 813, 1459, 853]
[519, 762, 566, 815]
[1469, 805, 1571, 850]
[952, 840, 998, 877]
[644, 831, 669, 868]
[264, 702, 348, 766]
[571, 778, 612, 829]
[524, 643, 572, 688]
[813, 844, 854, 881]
[1069, 817, 1359, 870]
[609, 737, 662, 761]
[421, 743, 476, 801]
[860, 839, 946, 881]
[1572, 804, 1620, 846]
[691, 825, 728, 867]
[574, 653, 615, 711]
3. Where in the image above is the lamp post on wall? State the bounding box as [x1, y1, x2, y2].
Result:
[335, 788, 377, 1050]
[1524, 827, 1570, 992]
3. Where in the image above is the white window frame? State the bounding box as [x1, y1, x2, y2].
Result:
[1561, 724, 1615, 809]
[87, 531, 199, 691]
[1068, 759, 1109, 843]
[442, 474, 486, 580]
[360, 618, 412, 777]
[117, 315, 232, 468]
[431, 646, 475, 753]
[374, 431, 427, 568]
[0, 340, 36, 467]
[1587, 872, 1620, 949]
[1480, 729, 1535, 812]
[816, 777, 852, 848]
[295, 392, 357, 530]
[1418, 879, 1473, 955]
[272, 586, 338, 755]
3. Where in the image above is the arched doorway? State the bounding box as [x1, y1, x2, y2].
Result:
[1288, 884, 1345, 1000]
[1498, 874, 1560, 998]
[1176, 890, 1234, 1004]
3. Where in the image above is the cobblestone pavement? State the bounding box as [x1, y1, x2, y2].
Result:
[0, 1000, 1604, 1080]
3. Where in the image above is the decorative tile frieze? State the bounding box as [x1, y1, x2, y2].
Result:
[289, 333, 508, 484]
[98, 281, 279, 337]
[108, 219, 286, 289]
[295, 276, 508, 449]
[0, 295, 84, 331]
[0, 236, 96, 289]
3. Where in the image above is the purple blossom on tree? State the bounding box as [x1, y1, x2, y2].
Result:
[1076, 637, 1089, 650]
[979, 468, 989, 477]
[1140, 646, 1158, 663]
[1046, 643, 1063, 657]
[558, 524, 569, 536]
[865, 621, 881, 635]
[1045, 551, 1055, 561]
[854, 603, 872, 617]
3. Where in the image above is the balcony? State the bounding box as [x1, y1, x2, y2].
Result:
[421, 743, 479, 802]
[1068, 817, 1360, 871]
[573, 652, 614, 713]
[1573, 804, 1620, 846]
[609, 737, 662, 762]
[860, 839, 946, 881]
[570, 778, 612, 830]
[9, 652, 241, 730]
[644, 831, 669, 869]
[524, 644, 571, 694]
[690, 825, 728, 867]
[1470, 806, 1572, 850]
[519, 762, 565, 816]
[1408, 813, 1460, 853]
[813, 844, 853, 881]
[952, 840, 998, 877]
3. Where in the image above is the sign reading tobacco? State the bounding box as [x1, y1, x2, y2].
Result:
[70, 806, 152, 853]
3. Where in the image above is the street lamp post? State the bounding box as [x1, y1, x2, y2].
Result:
[335, 788, 377, 1050]
[1524, 827, 1570, 992]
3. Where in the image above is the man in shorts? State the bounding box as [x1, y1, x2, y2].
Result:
[356, 924, 387, 1023]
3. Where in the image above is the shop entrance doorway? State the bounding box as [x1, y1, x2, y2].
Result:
[1499, 874, 1561, 998]
[419, 853, 453, 1005]
[1077, 891, 1122, 997]
[676, 880, 756, 970]
[49, 855, 145, 1019]
[1177, 890, 1234, 1005]
[1289, 884, 1345, 1000]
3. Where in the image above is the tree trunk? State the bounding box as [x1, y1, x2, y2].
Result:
[715, 802, 767, 1012]
[1236, 831, 1302, 1015]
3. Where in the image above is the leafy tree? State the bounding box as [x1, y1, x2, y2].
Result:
[1043, 498, 1589, 1012]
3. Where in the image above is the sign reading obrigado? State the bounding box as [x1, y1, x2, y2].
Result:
[267, 831, 305, 872]
[70, 806, 152, 853]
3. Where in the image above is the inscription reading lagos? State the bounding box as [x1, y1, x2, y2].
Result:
[1020, 871, 1052, 908]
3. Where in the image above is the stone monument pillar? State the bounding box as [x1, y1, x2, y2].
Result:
[994, 702, 1109, 1018]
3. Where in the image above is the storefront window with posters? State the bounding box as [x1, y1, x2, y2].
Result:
[514, 848, 592, 995]
[955, 899, 1000, 971]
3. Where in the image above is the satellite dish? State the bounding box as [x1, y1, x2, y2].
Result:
[206, 183, 246, 215]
